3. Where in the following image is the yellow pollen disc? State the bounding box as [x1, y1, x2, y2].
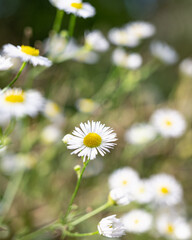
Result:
[165, 120, 172, 126]
[167, 224, 174, 233]
[5, 91, 25, 103]
[71, 2, 83, 9]
[122, 180, 128, 186]
[160, 186, 169, 194]
[134, 219, 139, 224]
[21, 45, 39, 56]
[83, 133, 102, 148]
[139, 187, 145, 193]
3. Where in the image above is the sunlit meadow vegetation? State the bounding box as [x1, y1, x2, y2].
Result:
[0, 0, 192, 240]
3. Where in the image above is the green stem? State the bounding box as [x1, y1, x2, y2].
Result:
[69, 201, 112, 226]
[62, 159, 90, 223]
[0, 170, 24, 224]
[4, 118, 16, 137]
[68, 14, 76, 38]
[65, 230, 99, 237]
[2, 62, 27, 93]
[53, 9, 64, 33]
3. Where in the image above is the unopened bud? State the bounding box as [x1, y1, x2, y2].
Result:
[62, 134, 72, 144]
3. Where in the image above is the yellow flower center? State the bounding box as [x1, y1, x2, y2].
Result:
[71, 2, 83, 9]
[134, 219, 139, 224]
[83, 133, 102, 148]
[5, 90, 25, 103]
[139, 187, 145, 193]
[122, 180, 128, 186]
[160, 186, 169, 195]
[167, 224, 174, 234]
[21, 45, 39, 56]
[165, 120, 172, 126]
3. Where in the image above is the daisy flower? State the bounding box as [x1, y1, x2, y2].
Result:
[121, 209, 152, 233]
[0, 88, 45, 118]
[65, 121, 117, 161]
[49, 0, 66, 9]
[179, 58, 192, 77]
[62, 0, 95, 18]
[109, 188, 133, 206]
[125, 21, 156, 39]
[41, 125, 62, 144]
[0, 55, 13, 70]
[3, 44, 52, 67]
[150, 108, 186, 138]
[112, 48, 142, 69]
[85, 30, 109, 52]
[108, 167, 139, 190]
[76, 98, 98, 113]
[150, 173, 183, 205]
[150, 40, 178, 65]
[98, 215, 126, 238]
[108, 27, 140, 47]
[156, 213, 191, 239]
[43, 100, 64, 125]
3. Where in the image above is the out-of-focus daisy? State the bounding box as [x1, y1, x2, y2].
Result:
[121, 209, 152, 233]
[112, 48, 142, 70]
[41, 125, 62, 144]
[65, 121, 117, 161]
[3, 44, 52, 67]
[150, 41, 178, 65]
[85, 30, 109, 52]
[0, 88, 45, 118]
[125, 21, 156, 39]
[150, 108, 186, 138]
[98, 215, 126, 238]
[73, 48, 99, 64]
[156, 213, 191, 239]
[108, 28, 140, 47]
[131, 179, 154, 204]
[62, 134, 73, 144]
[62, 0, 95, 18]
[43, 100, 64, 125]
[49, 0, 66, 9]
[150, 173, 183, 206]
[76, 98, 98, 113]
[109, 188, 133, 206]
[108, 167, 139, 190]
[179, 58, 192, 77]
[0, 55, 13, 70]
[125, 123, 157, 145]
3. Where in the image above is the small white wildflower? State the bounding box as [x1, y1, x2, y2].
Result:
[85, 30, 109, 52]
[179, 58, 192, 77]
[125, 123, 157, 145]
[150, 41, 178, 65]
[3, 44, 52, 67]
[150, 108, 186, 138]
[76, 98, 98, 113]
[62, 134, 73, 144]
[98, 215, 126, 238]
[41, 125, 62, 144]
[0, 55, 13, 70]
[121, 209, 152, 233]
[150, 173, 183, 206]
[109, 188, 133, 206]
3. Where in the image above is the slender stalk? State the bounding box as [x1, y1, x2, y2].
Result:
[69, 201, 112, 226]
[65, 230, 99, 237]
[62, 159, 90, 223]
[53, 9, 64, 33]
[68, 14, 76, 38]
[0, 170, 24, 224]
[1, 62, 27, 93]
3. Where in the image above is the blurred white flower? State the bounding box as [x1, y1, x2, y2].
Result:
[76, 98, 98, 113]
[150, 108, 186, 138]
[3, 44, 52, 67]
[125, 123, 157, 145]
[85, 30, 109, 52]
[0, 55, 13, 70]
[66, 121, 117, 161]
[43, 100, 64, 125]
[109, 188, 133, 206]
[108, 28, 140, 47]
[131, 179, 154, 204]
[125, 21, 156, 39]
[150, 41, 178, 65]
[62, 134, 73, 144]
[179, 58, 192, 77]
[61, 0, 95, 18]
[108, 167, 139, 190]
[98, 215, 126, 238]
[121, 209, 152, 233]
[112, 48, 142, 70]
[49, 0, 66, 9]
[0, 88, 45, 118]
[150, 173, 183, 206]
[41, 125, 62, 144]
[156, 213, 191, 239]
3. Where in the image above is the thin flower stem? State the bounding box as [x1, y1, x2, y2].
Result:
[53, 9, 64, 33]
[69, 201, 112, 226]
[62, 159, 90, 223]
[0, 169, 24, 225]
[1, 61, 27, 94]
[65, 230, 99, 237]
[68, 14, 76, 38]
